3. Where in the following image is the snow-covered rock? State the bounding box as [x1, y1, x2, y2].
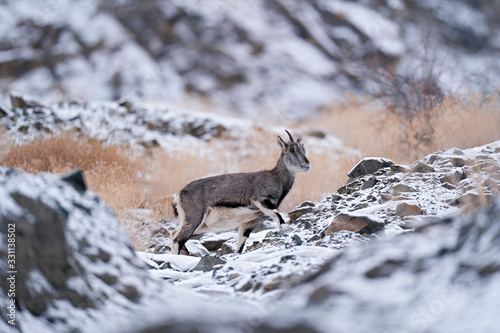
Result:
[0, 95, 248, 148]
[259, 196, 500, 332]
[0, 167, 255, 333]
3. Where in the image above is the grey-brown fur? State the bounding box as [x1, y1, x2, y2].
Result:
[171, 130, 310, 255]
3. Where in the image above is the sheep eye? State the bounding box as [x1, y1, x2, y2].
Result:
[290, 147, 295, 153]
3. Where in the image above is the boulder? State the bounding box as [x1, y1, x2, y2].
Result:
[0, 102, 11, 118]
[325, 213, 384, 235]
[395, 202, 424, 216]
[410, 161, 435, 173]
[262, 280, 285, 293]
[10, 93, 45, 109]
[288, 206, 314, 221]
[391, 184, 418, 195]
[0, 167, 158, 328]
[361, 178, 378, 189]
[347, 158, 395, 179]
[61, 169, 87, 192]
[451, 157, 466, 167]
[191, 255, 226, 272]
[440, 170, 466, 185]
[201, 234, 235, 251]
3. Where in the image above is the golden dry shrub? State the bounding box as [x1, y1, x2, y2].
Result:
[1, 131, 148, 221]
[310, 92, 500, 163]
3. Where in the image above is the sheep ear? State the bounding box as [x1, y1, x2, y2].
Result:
[297, 138, 302, 143]
[277, 135, 287, 150]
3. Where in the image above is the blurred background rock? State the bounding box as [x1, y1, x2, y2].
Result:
[1, 0, 499, 118]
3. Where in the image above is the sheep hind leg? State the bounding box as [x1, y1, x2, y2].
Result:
[171, 201, 205, 255]
[236, 217, 266, 254]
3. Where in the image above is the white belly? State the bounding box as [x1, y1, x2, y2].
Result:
[194, 206, 263, 234]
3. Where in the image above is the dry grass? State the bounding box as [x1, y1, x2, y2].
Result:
[1, 131, 151, 247]
[311, 91, 500, 164]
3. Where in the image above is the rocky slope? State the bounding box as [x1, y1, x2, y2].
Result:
[1, 93, 246, 147]
[1, 0, 500, 116]
[1, 139, 499, 332]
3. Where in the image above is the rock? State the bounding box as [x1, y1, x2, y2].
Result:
[347, 158, 395, 179]
[308, 235, 321, 242]
[352, 203, 369, 210]
[191, 255, 226, 272]
[451, 157, 466, 167]
[395, 203, 423, 216]
[118, 100, 134, 113]
[201, 235, 234, 251]
[441, 182, 456, 190]
[308, 130, 326, 138]
[380, 194, 393, 202]
[216, 242, 236, 256]
[365, 259, 405, 278]
[288, 206, 314, 221]
[0, 102, 12, 118]
[17, 125, 29, 134]
[390, 164, 408, 173]
[0, 168, 154, 322]
[236, 280, 253, 292]
[299, 201, 316, 208]
[331, 194, 343, 202]
[361, 178, 378, 189]
[263, 280, 284, 293]
[137, 139, 160, 149]
[61, 169, 87, 192]
[253, 220, 276, 233]
[451, 148, 465, 155]
[185, 241, 211, 257]
[118, 284, 140, 303]
[280, 255, 297, 263]
[411, 161, 435, 173]
[292, 234, 303, 245]
[337, 179, 363, 195]
[457, 193, 492, 211]
[325, 213, 384, 235]
[10, 93, 45, 109]
[428, 154, 439, 164]
[440, 170, 466, 185]
[302, 221, 313, 229]
[391, 184, 418, 195]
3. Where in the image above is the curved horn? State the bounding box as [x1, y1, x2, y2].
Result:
[285, 130, 294, 142]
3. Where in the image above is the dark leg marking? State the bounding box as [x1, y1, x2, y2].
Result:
[276, 212, 285, 225]
[243, 227, 255, 238]
[238, 226, 256, 253]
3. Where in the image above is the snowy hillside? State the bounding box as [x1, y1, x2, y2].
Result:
[1, 1, 500, 329]
[1, 138, 500, 332]
[1, 0, 500, 116]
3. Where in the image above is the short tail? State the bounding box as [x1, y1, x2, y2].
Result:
[172, 194, 179, 217]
